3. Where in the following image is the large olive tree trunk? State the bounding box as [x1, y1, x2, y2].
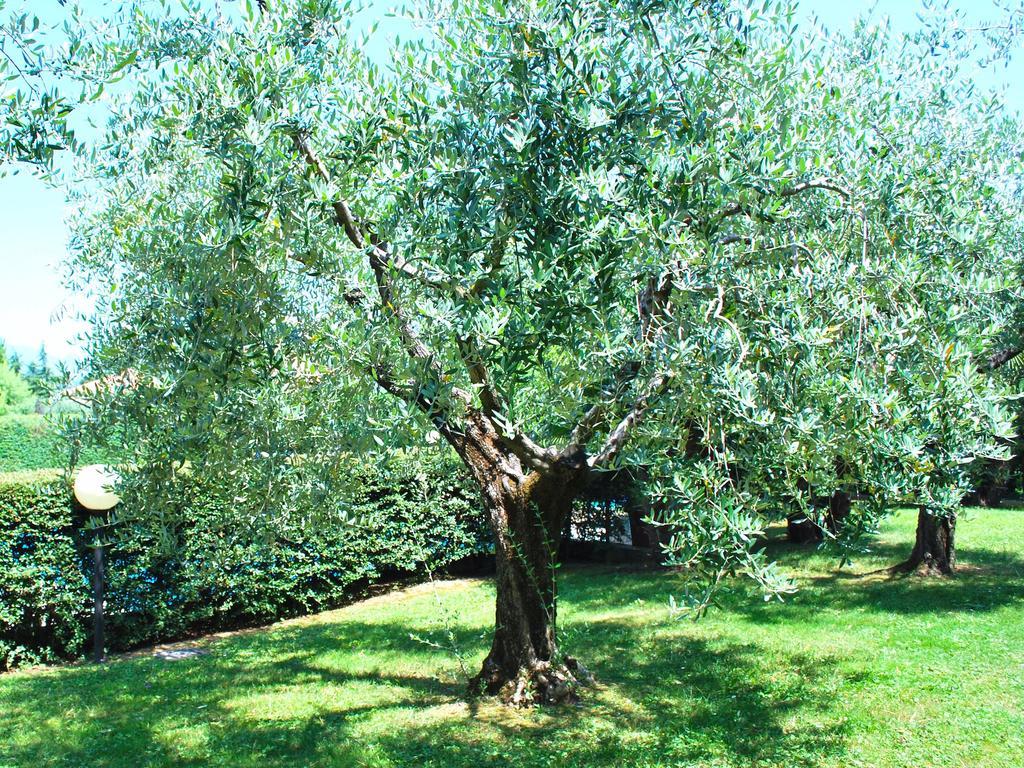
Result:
[896, 508, 956, 575]
[474, 470, 587, 703]
[452, 415, 591, 705]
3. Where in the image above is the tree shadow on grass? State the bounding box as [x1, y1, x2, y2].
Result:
[0, 609, 853, 768]
[22, 521, 1021, 768]
[733, 533, 1024, 621]
[359, 619, 852, 768]
[555, 532, 1024, 623]
[0, 617, 477, 768]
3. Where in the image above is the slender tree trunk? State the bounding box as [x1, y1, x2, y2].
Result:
[615, 468, 659, 549]
[825, 491, 851, 534]
[786, 512, 823, 544]
[787, 491, 851, 543]
[895, 508, 956, 575]
[976, 482, 1005, 508]
[627, 498, 652, 547]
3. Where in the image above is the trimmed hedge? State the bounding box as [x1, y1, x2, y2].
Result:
[0, 414, 109, 472]
[0, 455, 490, 671]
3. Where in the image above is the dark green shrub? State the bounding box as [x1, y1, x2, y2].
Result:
[0, 453, 488, 670]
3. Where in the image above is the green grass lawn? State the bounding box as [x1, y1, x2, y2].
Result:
[2, 509, 1023, 768]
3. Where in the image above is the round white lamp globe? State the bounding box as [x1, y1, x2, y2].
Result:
[74, 465, 121, 511]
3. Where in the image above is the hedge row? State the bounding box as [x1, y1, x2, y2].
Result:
[0, 469, 87, 670]
[0, 454, 490, 671]
[0, 414, 109, 472]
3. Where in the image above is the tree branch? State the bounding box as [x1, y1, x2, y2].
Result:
[588, 371, 672, 468]
[454, 327, 561, 471]
[291, 130, 450, 368]
[292, 132, 469, 298]
[369, 363, 470, 442]
[486, 411, 561, 472]
[292, 132, 367, 250]
[292, 130, 585, 473]
[565, 403, 605, 453]
[718, 234, 751, 246]
[987, 345, 1023, 371]
[637, 272, 674, 344]
[562, 360, 644, 455]
[709, 177, 852, 225]
[456, 335, 502, 414]
[563, 267, 675, 457]
[470, 232, 507, 297]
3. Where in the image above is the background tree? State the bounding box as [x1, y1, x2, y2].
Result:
[5, 0, 1016, 703]
[834, 5, 1024, 575]
[21, 345, 61, 408]
[0, 341, 34, 416]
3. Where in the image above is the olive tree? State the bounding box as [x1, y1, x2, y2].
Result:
[16, 0, 1019, 702]
[823, 7, 1024, 574]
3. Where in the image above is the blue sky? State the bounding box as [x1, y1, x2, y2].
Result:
[1, 0, 1021, 365]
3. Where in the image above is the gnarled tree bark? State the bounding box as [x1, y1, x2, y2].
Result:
[451, 414, 591, 705]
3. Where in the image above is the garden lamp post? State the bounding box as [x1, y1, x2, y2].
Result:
[73, 465, 120, 663]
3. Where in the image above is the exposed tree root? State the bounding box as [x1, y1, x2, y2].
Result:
[470, 656, 595, 707]
[888, 555, 955, 577]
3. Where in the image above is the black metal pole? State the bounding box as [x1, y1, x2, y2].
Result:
[92, 543, 105, 663]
